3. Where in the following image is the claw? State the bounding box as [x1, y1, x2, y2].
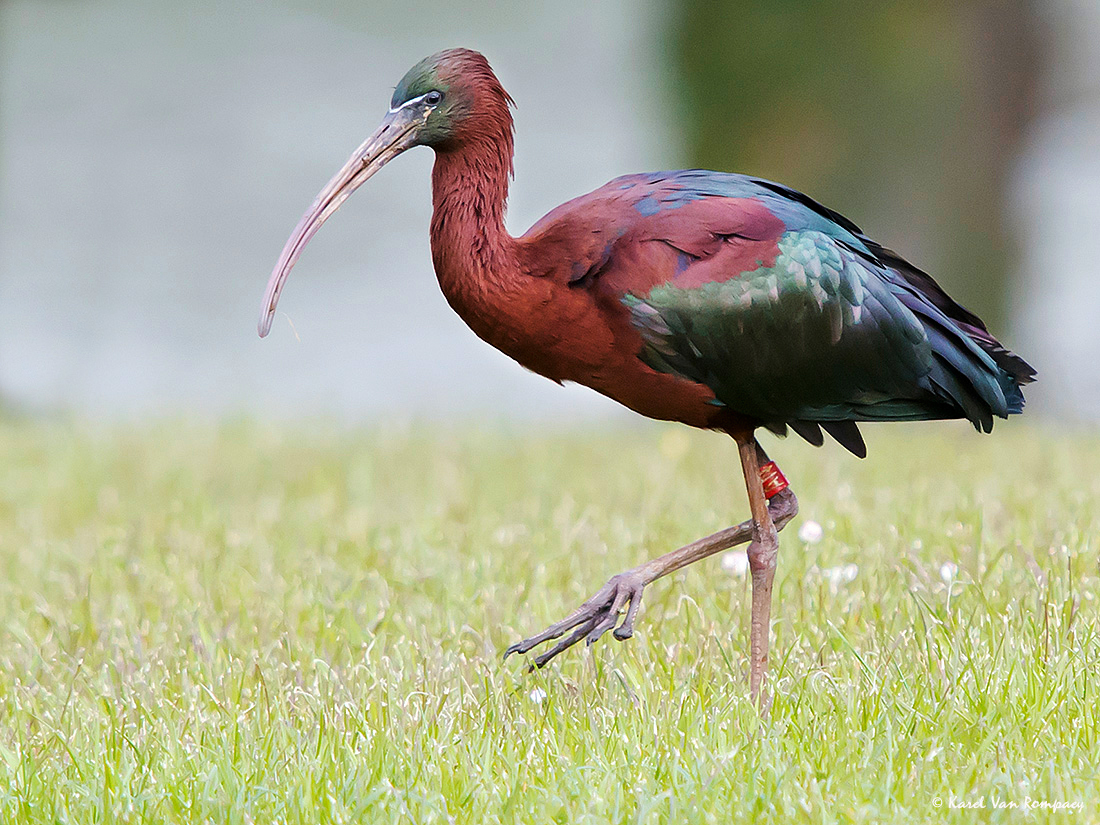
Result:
[506, 570, 647, 669]
[503, 583, 615, 660]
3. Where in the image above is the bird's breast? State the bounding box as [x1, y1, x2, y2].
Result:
[437, 268, 734, 431]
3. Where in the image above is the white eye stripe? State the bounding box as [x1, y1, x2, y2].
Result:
[388, 92, 431, 114]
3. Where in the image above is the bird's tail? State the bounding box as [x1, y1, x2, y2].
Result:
[956, 321, 1036, 415]
[868, 242, 1035, 424]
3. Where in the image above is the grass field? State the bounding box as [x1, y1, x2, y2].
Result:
[0, 418, 1097, 823]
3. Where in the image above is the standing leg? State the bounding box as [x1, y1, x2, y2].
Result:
[736, 435, 780, 708]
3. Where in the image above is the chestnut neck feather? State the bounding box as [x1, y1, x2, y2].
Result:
[428, 88, 522, 308]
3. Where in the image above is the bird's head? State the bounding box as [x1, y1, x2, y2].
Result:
[258, 48, 513, 337]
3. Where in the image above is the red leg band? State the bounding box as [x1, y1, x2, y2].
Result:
[759, 461, 788, 499]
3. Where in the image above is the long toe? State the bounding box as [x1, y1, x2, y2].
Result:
[530, 618, 599, 670]
[503, 584, 616, 659]
[506, 571, 648, 668]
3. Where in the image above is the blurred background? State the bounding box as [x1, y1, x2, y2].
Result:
[0, 0, 1096, 423]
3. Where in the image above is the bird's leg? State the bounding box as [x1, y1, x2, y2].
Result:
[504, 444, 797, 672]
[737, 436, 780, 709]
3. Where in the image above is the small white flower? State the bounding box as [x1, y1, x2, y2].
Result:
[939, 562, 958, 583]
[528, 687, 547, 704]
[816, 563, 859, 591]
[798, 520, 824, 544]
[721, 551, 749, 577]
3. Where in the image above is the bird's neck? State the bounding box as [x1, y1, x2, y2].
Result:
[429, 133, 521, 305]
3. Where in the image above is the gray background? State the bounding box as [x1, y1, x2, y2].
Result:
[2, 0, 1098, 422]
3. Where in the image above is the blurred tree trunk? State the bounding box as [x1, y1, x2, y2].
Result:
[667, 0, 1039, 331]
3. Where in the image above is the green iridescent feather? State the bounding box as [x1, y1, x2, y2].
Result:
[624, 230, 1024, 452]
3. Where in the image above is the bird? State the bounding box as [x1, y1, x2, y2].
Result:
[258, 48, 1035, 705]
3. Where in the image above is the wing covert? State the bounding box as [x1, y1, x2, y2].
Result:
[624, 229, 1009, 435]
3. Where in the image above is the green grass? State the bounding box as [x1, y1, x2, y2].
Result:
[0, 418, 1097, 823]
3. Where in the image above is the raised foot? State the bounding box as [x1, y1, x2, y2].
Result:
[503, 569, 647, 670]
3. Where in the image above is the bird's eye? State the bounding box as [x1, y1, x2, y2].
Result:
[425, 91, 443, 106]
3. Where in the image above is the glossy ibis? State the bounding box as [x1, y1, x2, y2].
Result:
[259, 49, 1034, 704]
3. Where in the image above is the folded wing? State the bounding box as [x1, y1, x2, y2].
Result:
[613, 174, 1032, 456]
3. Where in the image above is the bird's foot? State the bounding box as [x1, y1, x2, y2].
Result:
[503, 568, 647, 670]
[503, 485, 799, 673]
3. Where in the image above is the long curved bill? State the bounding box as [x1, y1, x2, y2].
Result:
[258, 107, 423, 337]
